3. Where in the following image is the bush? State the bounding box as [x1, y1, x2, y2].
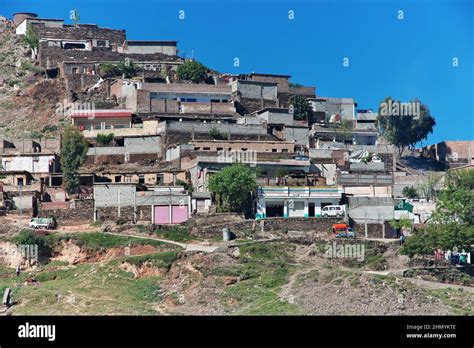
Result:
[11, 230, 52, 257]
[175, 179, 193, 193]
[176, 60, 208, 83]
[403, 186, 419, 199]
[209, 126, 228, 140]
[96, 133, 114, 145]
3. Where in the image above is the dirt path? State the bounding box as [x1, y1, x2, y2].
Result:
[405, 278, 474, 292]
[103, 232, 221, 253]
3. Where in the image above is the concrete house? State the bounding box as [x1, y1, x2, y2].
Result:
[71, 109, 133, 131]
[121, 82, 235, 114]
[120, 40, 178, 56]
[93, 183, 190, 224]
[256, 186, 343, 219]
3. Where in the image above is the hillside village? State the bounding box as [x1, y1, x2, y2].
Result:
[0, 12, 472, 315]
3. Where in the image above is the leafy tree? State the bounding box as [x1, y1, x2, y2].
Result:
[288, 95, 312, 121]
[402, 186, 419, 199]
[431, 177, 474, 225]
[376, 97, 435, 155]
[23, 25, 39, 58]
[401, 168, 474, 258]
[176, 60, 208, 83]
[208, 163, 257, 213]
[389, 217, 412, 231]
[401, 224, 474, 258]
[61, 126, 89, 194]
[96, 133, 114, 145]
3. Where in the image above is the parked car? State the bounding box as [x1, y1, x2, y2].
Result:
[29, 217, 56, 230]
[321, 205, 345, 217]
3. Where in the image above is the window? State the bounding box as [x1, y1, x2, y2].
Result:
[96, 40, 107, 47]
[17, 178, 24, 186]
[156, 174, 164, 185]
[210, 99, 220, 103]
[203, 147, 210, 151]
[139, 175, 145, 184]
[282, 149, 289, 153]
[272, 149, 277, 152]
[194, 147, 201, 151]
[72, 67, 78, 74]
[217, 147, 223, 151]
[241, 148, 248, 151]
[115, 176, 122, 183]
[64, 42, 86, 50]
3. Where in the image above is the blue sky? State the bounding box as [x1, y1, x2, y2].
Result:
[2, 0, 473, 145]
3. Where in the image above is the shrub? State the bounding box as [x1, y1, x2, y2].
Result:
[96, 133, 114, 145]
[176, 60, 208, 83]
[209, 126, 228, 140]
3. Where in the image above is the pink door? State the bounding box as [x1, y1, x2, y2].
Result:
[171, 205, 188, 223]
[154, 205, 169, 224]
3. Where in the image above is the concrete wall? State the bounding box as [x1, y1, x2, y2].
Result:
[124, 136, 161, 154]
[1, 155, 57, 174]
[281, 126, 309, 146]
[124, 43, 177, 56]
[190, 140, 294, 153]
[350, 162, 385, 172]
[166, 122, 267, 136]
[257, 109, 293, 126]
[231, 80, 278, 100]
[343, 186, 392, 197]
[82, 120, 165, 138]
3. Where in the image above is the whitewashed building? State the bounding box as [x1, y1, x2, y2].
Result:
[256, 186, 343, 219]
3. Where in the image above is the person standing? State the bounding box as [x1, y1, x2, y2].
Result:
[16, 265, 20, 277]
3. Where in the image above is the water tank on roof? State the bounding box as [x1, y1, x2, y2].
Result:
[13, 12, 38, 26]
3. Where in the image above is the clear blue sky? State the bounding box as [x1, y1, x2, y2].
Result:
[2, 0, 473, 145]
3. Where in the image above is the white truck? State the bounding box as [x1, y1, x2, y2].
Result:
[29, 217, 56, 230]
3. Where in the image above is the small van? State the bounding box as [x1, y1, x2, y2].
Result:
[321, 205, 345, 218]
[29, 217, 56, 230]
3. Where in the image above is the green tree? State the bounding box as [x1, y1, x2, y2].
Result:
[176, 60, 208, 83]
[402, 186, 419, 199]
[208, 163, 257, 213]
[288, 95, 313, 121]
[376, 97, 435, 155]
[23, 25, 39, 58]
[61, 126, 89, 194]
[401, 168, 474, 258]
[431, 181, 474, 225]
